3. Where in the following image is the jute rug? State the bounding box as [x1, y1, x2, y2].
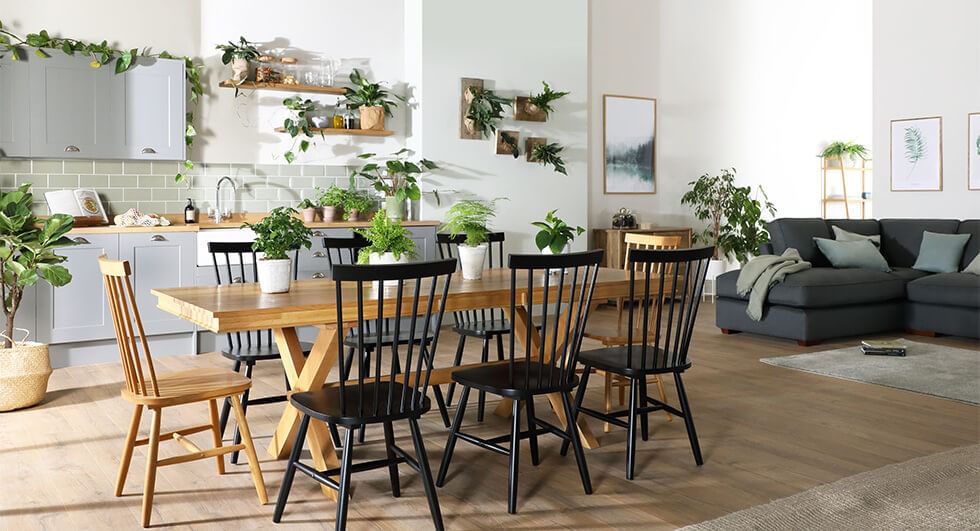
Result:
[759, 340, 980, 405]
[681, 444, 980, 530]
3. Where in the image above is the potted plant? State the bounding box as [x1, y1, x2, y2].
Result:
[465, 86, 513, 138]
[350, 149, 438, 221]
[216, 36, 260, 84]
[317, 184, 346, 222]
[344, 69, 403, 131]
[242, 207, 312, 294]
[297, 198, 318, 223]
[819, 141, 869, 219]
[355, 210, 417, 266]
[529, 142, 568, 175]
[680, 168, 776, 278]
[0, 185, 76, 411]
[533, 209, 584, 255]
[342, 189, 376, 221]
[519, 81, 569, 121]
[281, 97, 322, 163]
[441, 199, 502, 280]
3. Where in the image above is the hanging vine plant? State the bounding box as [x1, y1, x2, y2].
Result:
[280, 97, 323, 164]
[0, 21, 204, 183]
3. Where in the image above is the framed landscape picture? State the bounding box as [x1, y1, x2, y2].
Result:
[890, 116, 943, 191]
[969, 112, 980, 190]
[603, 95, 656, 194]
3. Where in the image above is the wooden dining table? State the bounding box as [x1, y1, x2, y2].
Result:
[152, 266, 637, 501]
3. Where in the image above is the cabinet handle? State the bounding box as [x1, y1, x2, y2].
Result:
[312, 231, 324, 237]
[312, 272, 325, 279]
[141, 147, 157, 154]
[64, 145, 80, 153]
[232, 276, 243, 283]
[72, 237, 91, 244]
[313, 251, 325, 258]
[150, 235, 167, 242]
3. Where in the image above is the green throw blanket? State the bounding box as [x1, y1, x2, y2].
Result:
[736, 248, 811, 321]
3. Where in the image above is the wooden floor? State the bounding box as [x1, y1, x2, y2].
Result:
[2, 303, 977, 530]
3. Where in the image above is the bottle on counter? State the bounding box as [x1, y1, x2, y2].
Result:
[184, 198, 197, 224]
[332, 103, 346, 129]
[343, 104, 356, 129]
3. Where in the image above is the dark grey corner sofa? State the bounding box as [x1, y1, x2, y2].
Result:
[715, 218, 980, 345]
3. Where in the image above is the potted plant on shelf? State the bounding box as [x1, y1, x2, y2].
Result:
[533, 209, 584, 255]
[216, 36, 260, 84]
[0, 184, 76, 411]
[342, 189, 376, 222]
[680, 168, 776, 279]
[441, 199, 503, 280]
[317, 184, 346, 222]
[518, 81, 569, 121]
[465, 86, 513, 138]
[297, 198, 318, 223]
[344, 69, 403, 131]
[529, 141, 568, 175]
[242, 207, 312, 294]
[818, 141, 869, 219]
[354, 210, 417, 266]
[350, 149, 438, 221]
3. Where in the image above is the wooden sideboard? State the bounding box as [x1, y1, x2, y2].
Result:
[592, 227, 694, 269]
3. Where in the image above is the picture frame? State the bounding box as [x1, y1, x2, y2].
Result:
[969, 112, 980, 191]
[890, 116, 942, 191]
[603, 95, 656, 194]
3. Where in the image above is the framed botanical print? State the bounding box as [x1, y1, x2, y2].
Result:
[969, 112, 980, 190]
[890, 116, 943, 191]
[603, 95, 656, 194]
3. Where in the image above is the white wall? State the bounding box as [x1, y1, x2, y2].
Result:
[872, 0, 980, 218]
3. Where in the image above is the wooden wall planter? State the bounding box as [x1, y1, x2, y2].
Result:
[495, 131, 520, 156]
[459, 78, 485, 139]
[525, 137, 546, 162]
[514, 97, 547, 122]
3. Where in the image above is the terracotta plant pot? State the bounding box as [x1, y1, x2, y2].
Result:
[321, 205, 343, 222]
[302, 207, 318, 223]
[0, 337, 52, 412]
[347, 209, 361, 222]
[359, 106, 385, 130]
[230, 57, 249, 84]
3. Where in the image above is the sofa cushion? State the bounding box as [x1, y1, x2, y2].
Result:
[831, 225, 881, 246]
[814, 238, 890, 272]
[879, 219, 960, 268]
[965, 253, 980, 275]
[958, 220, 980, 270]
[887, 267, 931, 282]
[826, 219, 880, 240]
[768, 218, 831, 266]
[912, 231, 972, 273]
[906, 273, 980, 308]
[716, 267, 906, 308]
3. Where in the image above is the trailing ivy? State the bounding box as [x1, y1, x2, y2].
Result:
[0, 21, 204, 183]
[281, 97, 322, 164]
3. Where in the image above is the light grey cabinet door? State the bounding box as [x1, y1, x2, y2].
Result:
[118, 58, 186, 160]
[36, 233, 119, 344]
[408, 226, 437, 261]
[29, 53, 119, 159]
[0, 55, 30, 158]
[121, 232, 195, 335]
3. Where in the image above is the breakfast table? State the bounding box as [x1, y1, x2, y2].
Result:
[152, 266, 638, 500]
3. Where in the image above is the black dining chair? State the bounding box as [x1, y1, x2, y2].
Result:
[561, 246, 713, 480]
[273, 259, 456, 531]
[436, 250, 603, 514]
[436, 232, 508, 422]
[209, 242, 312, 464]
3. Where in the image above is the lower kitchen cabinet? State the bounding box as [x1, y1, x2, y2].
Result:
[121, 232, 196, 335]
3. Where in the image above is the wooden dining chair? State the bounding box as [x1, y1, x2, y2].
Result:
[562, 246, 713, 480]
[99, 257, 267, 528]
[273, 259, 456, 530]
[436, 250, 603, 514]
[586, 233, 683, 432]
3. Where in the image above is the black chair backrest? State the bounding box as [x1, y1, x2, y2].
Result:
[505, 250, 604, 390]
[621, 246, 714, 370]
[437, 232, 506, 325]
[332, 259, 456, 417]
[322, 233, 370, 274]
[207, 241, 299, 352]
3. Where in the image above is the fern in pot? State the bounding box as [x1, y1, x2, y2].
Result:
[0, 184, 76, 411]
[441, 199, 501, 280]
[242, 207, 312, 293]
[355, 211, 416, 266]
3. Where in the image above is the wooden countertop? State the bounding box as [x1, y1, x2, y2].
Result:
[68, 213, 441, 234]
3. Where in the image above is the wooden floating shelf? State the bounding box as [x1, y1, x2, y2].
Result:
[273, 127, 394, 137]
[219, 80, 346, 95]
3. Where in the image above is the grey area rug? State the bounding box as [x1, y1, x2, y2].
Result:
[759, 340, 980, 405]
[681, 444, 980, 531]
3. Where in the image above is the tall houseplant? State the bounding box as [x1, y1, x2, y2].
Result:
[242, 207, 312, 293]
[819, 141, 869, 220]
[680, 168, 776, 268]
[0, 184, 76, 410]
[344, 69, 403, 131]
[441, 199, 502, 280]
[350, 149, 438, 220]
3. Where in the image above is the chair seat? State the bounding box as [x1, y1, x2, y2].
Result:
[578, 346, 691, 376]
[451, 361, 578, 399]
[289, 381, 431, 425]
[343, 327, 428, 349]
[121, 364, 251, 407]
[221, 341, 315, 363]
[453, 318, 512, 337]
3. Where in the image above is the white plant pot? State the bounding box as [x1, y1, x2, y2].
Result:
[458, 243, 488, 280]
[369, 252, 411, 287]
[230, 57, 249, 84]
[540, 243, 571, 275]
[257, 258, 292, 294]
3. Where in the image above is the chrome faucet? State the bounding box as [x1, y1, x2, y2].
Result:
[213, 176, 236, 222]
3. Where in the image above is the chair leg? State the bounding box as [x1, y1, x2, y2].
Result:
[561, 366, 591, 457]
[616, 296, 624, 328]
[436, 386, 470, 487]
[383, 421, 401, 498]
[525, 397, 540, 466]
[674, 372, 704, 466]
[218, 359, 242, 437]
[444, 334, 466, 407]
[335, 427, 356, 531]
[477, 337, 490, 422]
[231, 361, 254, 464]
[654, 375, 672, 422]
[273, 413, 310, 523]
[141, 407, 161, 528]
[432, 385, 451, 428]
[626, 378, 640, 480]
[409, 417, 445, 531]
[639, 376, 650, 442]
[603, 371, 612, 433]
[207, 399, 226, 475]
[507, 399, 522, 514]
[495, 333, 505, 361]
[342, 347, 355, 380]
[115, 404, 143, 497]
[561, 392, 593, 495]
[357, 351, 369, 444]
[230, 394, 269, 504]
[329, 422, 342, 448]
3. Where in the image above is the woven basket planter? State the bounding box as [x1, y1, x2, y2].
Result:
[0, 339, 52, 412]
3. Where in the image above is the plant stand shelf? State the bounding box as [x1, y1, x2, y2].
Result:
[822, 158, 872, 219]
[273, 127, 394, 137]
[218, 80, 346, 95]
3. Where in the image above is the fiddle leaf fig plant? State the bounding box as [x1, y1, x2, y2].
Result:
[466, 87, 513, 138]
[532, 209, 584, 253]
[241, 207, 312, 260]
[350, 149, 439, 203]
[0, 185, 77, 348]
[530, 142, 568, 175]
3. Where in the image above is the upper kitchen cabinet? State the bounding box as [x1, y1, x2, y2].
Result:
[0, 55, 31, 158]
[117, 57, 186, 160]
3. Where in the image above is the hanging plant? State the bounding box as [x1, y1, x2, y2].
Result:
[0, 21, 204, 184]
[281, 97, 322, 163]
[465, 87, 512, 138]
[530, 142, 568, 175]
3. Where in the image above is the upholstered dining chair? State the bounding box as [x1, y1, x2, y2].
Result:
[99, 257, 267, 528]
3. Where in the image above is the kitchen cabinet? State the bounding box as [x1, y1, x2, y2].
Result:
[0, 55, 31, 158]
[117, 58, 186, 160]
[121, 232, 196, 335]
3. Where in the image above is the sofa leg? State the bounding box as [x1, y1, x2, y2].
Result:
[720, 328, 741, 335]
[907, 329, 938, 338]
[797, 339, 820, 347]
